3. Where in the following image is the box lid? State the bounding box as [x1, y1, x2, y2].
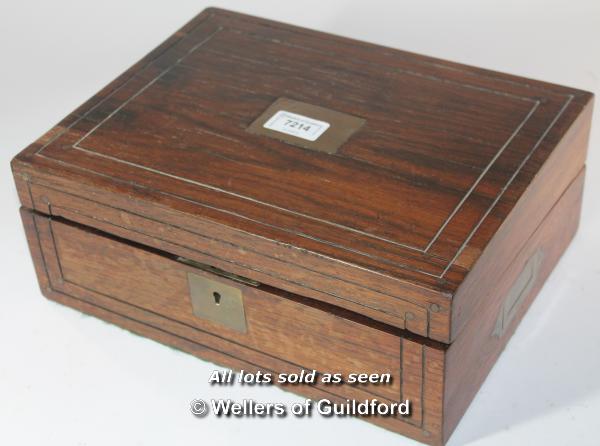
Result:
[12, 8, 593, 343]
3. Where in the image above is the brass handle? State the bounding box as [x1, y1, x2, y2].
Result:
[492, 249, 544, 338]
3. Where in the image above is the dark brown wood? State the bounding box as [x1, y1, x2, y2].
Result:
[11, 8, 593, 343]
[11, 7, 593, 446]
[20, 207, 446, 444]
[443, 167, 585, 442]
[17, 166, 584, 445]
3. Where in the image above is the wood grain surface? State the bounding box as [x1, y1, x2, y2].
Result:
[20, 207, 445, 444]
[11, 7, 592, 445]
[18, 166, 584, 445]
[11, 8, 593, 342]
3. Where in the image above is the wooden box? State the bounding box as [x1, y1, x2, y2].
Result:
[11, 8, 593, 445]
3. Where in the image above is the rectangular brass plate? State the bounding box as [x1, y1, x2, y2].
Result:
[187, 272, 247, 333]
[493, 249, 544, 338]
[246, 97, 365, 154]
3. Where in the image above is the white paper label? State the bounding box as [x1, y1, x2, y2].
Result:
[263, 110, 330, 141]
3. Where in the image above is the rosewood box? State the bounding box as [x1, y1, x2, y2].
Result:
[11, 8, 593, 445]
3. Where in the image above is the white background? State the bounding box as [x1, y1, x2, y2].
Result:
[1, 1, 599, 445]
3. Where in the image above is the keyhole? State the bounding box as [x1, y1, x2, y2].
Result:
[213, 291, 222, 305]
